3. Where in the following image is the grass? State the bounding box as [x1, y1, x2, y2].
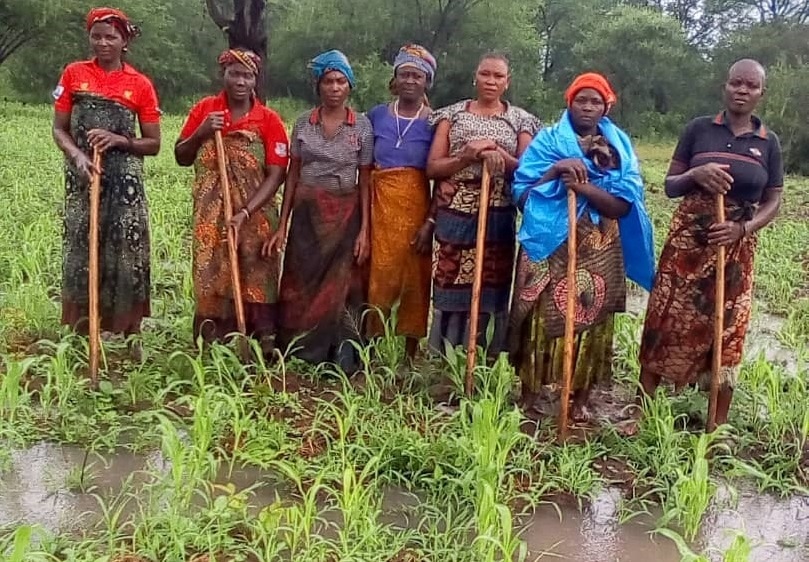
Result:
[0, 102, 807, 561]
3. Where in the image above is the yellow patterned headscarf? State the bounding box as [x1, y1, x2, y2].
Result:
[218, 49, 261, 75]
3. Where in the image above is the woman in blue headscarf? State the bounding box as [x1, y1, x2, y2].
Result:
[508, 73, 655, 422]
[265, 50, 374, 373]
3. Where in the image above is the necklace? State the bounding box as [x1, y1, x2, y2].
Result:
[393, 99, 424, 149]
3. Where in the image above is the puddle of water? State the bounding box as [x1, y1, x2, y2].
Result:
[2, 443, 808, 561]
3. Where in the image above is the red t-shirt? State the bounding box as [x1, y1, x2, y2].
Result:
[179, 92, 290, 167]
[53, 59, 161, 124]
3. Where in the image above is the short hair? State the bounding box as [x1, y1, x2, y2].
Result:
[478, 51, 510, 67]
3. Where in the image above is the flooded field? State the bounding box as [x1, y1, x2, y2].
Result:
[3, 442, 808, 561]
[2, 106, 808, 560]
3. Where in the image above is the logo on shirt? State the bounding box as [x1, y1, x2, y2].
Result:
[345, 132, 360, 151]
[52, 85, 64, 100]
[275, 142, 288, 157]
[123, 90, 133, 100]
[749, 147, 762, 158]
[80, 82, 89, 91]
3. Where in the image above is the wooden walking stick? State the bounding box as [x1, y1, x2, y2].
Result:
[707, 193, 726, 433]
[214, 130, 249, 358]
[88, 148, 102, 385]
[465, 162, 492, 398]
[558, 187, 578, 441]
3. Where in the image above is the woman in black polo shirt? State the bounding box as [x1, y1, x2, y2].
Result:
[637, 59, 783, 429]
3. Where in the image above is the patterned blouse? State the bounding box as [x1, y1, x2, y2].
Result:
[290, 107, 374, 192]
[429, 100, 540, 181]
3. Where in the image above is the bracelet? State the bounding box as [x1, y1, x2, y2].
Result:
[426, 217, 436, 225]
[240, 207, 250, 219]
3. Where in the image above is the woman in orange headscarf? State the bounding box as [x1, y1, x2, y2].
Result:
[175, 49, 289, 350]
[52, 7, 161, 357]
[509, 73, 654, 422]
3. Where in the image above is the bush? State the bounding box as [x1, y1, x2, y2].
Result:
[761, 60, 809, 175]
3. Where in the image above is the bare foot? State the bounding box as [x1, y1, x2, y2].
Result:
[128, 340, 143, 362]
[571, 402, 592, 424]
[614, 405, 642, 437]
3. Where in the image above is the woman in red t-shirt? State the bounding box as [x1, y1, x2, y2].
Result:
[52, 7, 161, 356]
[175, 49, 289, 350]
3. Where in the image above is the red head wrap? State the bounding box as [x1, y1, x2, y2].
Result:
[218, 49, 261, 76]
[86, 7, 140, 40]
[565, 72, 617, 110]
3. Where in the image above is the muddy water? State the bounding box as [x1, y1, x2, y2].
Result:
[3, 444, 808, 561]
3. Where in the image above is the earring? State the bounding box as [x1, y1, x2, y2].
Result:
[473, 80, 477, 86]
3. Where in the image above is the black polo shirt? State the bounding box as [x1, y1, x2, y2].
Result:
[672, 112, 784, 203]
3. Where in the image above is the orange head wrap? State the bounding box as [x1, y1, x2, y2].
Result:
[86, 7, 140, 40]
[565, 72, 617, 111]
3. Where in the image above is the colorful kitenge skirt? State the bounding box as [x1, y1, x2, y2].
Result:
[428, 176, 516, 354]
[277, 184, 365, 370]
[62, 94, 150, 335]
[509, 216, 626, 392]
[367, 167, 431, 338]
[192, 130, 280, 343]
[640, 193, 756, 388]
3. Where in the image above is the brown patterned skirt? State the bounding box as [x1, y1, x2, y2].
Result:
[640, 193, 756, 388]
[191, 130, 279, 343]
[509, 215, 625, 391]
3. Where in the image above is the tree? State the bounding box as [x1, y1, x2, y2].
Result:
[741, 0, 809, 23]
[569, 5, 712, 132]
[0, 2, 33, 66]
[206, 0, 269, 100]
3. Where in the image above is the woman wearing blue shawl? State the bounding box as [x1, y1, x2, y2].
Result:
[509, 73, 655, 421]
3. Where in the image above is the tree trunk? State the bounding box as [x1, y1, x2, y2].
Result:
[205, 0, 269, 102]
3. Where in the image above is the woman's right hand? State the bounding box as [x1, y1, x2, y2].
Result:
[552, 158, 588, 184]
[459, 140, 497, 165]
[72, 150, 101, 181]
[689, 163, 733, 195]
[262, 225, 287, 258]
[195, 111, 227, 141]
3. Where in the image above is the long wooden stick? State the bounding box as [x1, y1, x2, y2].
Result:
[214, 131, 248, 353]
[465, 163, 492, 398]
[88, 148, 102, 385]
[707, 193, 726, 433]
[558, 188, 578, 441]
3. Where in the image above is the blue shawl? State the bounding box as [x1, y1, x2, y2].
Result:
[512, 111, 656, 291]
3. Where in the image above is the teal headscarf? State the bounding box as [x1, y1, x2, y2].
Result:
[308, 49, 355, 89]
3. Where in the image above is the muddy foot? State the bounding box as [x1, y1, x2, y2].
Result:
[614, 406, 643, 436]
[571, 403, 592, 424]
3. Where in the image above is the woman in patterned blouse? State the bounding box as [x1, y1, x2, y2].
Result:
[266, 50, 373, 373]
[425, 53, 539, 357]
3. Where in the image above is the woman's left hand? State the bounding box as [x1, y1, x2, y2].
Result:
[707, 220, 745, 246]
[560, 171, 586, 192]
[354, 228, 370, 265]
[480, 149, 505, 175]
[87, 129, 127, 153]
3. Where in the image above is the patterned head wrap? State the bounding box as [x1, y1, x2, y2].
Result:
[218, 49, 261, 76]
[85, 7, 141, 40]
[308, 50, 356, 89]
[565, 72, 618, 111]
[393, 44, 437, 88]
